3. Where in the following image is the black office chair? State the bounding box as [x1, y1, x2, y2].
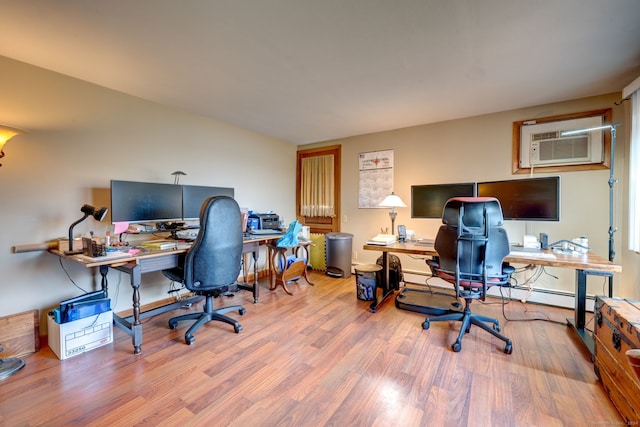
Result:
[162, 196, 246, 344]
[424, 197, 514, 354]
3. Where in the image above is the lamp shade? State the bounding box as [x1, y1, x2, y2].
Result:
[0, 124, 25, 151]
[379, 193, 407, 208]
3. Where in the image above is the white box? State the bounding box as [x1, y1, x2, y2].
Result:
[48, 310, 113, 360]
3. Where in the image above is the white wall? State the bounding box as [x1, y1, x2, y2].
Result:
[0, 56, 297, 328]
[302, 93, 640, 303]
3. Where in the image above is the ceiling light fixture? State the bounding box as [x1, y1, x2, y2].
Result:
[0, 124, 27, 167]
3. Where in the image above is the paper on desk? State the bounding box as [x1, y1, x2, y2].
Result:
[114, 222, 129, 234]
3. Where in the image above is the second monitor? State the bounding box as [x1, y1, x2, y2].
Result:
[181, 184, 235, 221]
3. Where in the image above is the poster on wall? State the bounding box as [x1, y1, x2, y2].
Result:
[358, 149, 394, 208]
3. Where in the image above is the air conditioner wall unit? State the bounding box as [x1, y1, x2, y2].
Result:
[520, 121, 604, 168]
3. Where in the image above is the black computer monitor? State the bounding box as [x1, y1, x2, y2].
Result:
[182, 185, 235, 220]
[411, 182, 476, 218]
[476, 176, 560, 221]
[110, 180, 183, 224]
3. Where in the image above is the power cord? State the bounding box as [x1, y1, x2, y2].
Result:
[58, 257, 88, 293]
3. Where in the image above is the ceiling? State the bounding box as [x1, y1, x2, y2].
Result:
[2, 0, 640, 145]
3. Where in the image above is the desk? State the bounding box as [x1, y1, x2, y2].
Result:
[363, 241, 621, 354]
[52, 234, 281, 354]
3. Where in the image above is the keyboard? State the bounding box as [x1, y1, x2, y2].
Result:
[509, 250, 556, 260]
[248, 229, 282, 235]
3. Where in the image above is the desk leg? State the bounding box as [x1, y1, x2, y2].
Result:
[567, 269, 594, 357]
[130, 263, 143, 354]
[113, 262, 144, 355]
[296, 244, 315, 286]
[99, 265, 109, 297]
[252, 250, 259, 303]
[370, 252, 393, 313]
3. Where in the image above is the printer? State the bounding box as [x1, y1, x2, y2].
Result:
[248, 213, 280, 230]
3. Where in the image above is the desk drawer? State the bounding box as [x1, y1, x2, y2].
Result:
[139, 253, 180, 273]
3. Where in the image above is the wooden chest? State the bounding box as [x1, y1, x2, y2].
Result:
[594, 296, 640, 424]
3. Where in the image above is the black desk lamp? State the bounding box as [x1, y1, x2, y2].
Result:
[66, 204, 109, 254]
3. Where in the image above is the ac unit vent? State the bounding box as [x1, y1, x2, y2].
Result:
[531, 133, 591, 165]
[520, 130, 602, 168]
[519, 118, 606, 169]
[531, 131, 561, 141]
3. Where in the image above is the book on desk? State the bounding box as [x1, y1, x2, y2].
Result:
[141, 240, 178, 250]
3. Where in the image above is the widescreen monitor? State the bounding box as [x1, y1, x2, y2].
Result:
[110, 180, 183, 224]
[182, 185, 235, 220]
[411, 182, 476, 218]
[476, 176, 560, 221]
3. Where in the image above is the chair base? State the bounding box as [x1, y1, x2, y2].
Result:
[0, 357, 25, 379]
[169, 295, 245, 345]
[422, 299, 513, 354]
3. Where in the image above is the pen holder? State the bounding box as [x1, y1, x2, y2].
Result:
[82, 237, 106, 257]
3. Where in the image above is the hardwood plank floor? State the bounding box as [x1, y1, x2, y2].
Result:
[0, 272, 622, 426]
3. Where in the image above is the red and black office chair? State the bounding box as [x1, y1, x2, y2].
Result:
[424, 197, 514, 353]
[162, 196, 245, 344]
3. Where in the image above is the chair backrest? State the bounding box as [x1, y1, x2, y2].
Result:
[183, 196, 243, 291]
[433, 197, 511, 294]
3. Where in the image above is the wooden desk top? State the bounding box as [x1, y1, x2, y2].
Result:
[50, 234, 284, 269]
[363, 241, 621, 273]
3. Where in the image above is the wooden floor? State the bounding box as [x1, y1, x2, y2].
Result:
[0, 272, 621, 426]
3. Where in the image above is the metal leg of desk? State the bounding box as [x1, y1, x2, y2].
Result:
[238, 244, 260, 303]
[99, 265, 109, 296]
[567, 269, 613, 357]
[370, 252, 393, 313]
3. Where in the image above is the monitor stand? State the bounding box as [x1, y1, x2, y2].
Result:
[395, 286, 461, 316]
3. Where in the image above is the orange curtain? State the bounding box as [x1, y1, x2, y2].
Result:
[301, 154, 335, 217]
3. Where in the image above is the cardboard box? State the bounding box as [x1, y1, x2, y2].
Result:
[48, 310, 113, 360]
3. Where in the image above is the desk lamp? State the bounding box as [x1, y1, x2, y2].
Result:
[379, 192, 407, 235]
[67, 204, 109, 254]
[562, 124, 618, 262]
[562, 124, 619, 295]
[0, 124, 26, 167]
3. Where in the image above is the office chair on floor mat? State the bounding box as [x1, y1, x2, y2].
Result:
[162, 196, 245, 344]
[424, 197, 514, 354]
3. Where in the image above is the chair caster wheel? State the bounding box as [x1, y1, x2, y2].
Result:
[169, 320, 178, 329]
[422, 319, 430, 330]
[185, 335, 195, 345]
[493, 323, 501, 332]
[234, 324, 243, 333]
[239, 308, 246, 315]
[452, 342, 462, 352]
[504, 342, 513, 354]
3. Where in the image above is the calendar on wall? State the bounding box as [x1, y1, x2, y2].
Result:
[358, 149, 393, 208]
